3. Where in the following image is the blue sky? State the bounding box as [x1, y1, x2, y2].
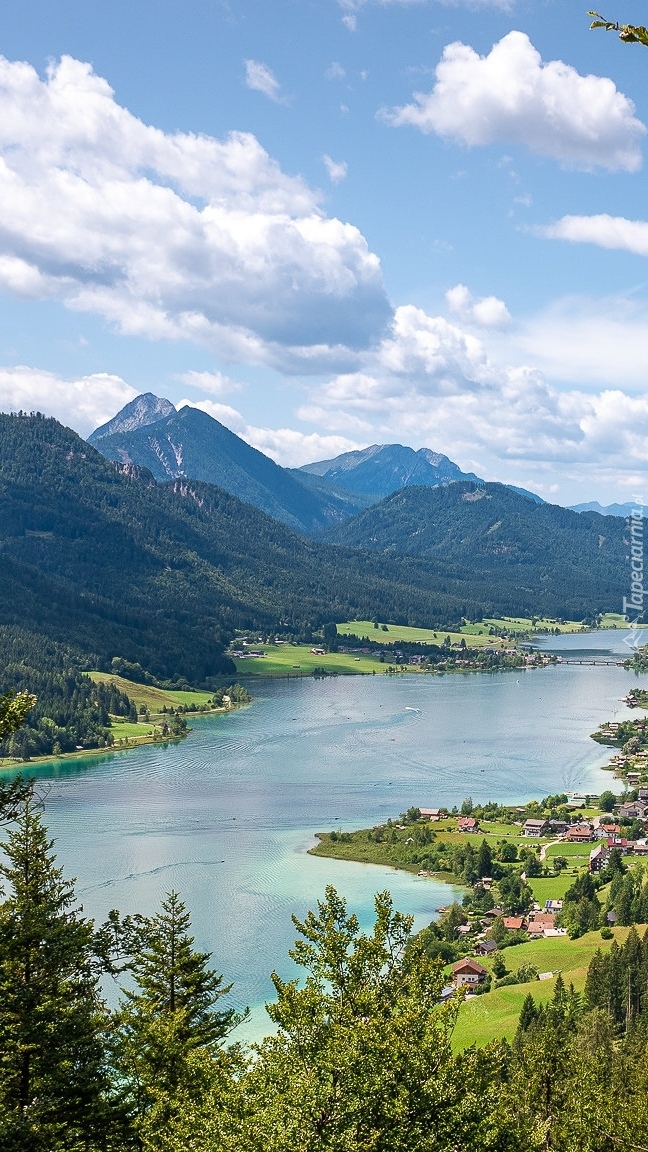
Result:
[0, 0, 647, 504]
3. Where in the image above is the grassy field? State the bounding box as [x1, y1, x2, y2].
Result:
[232, 645, 384, 677]
[527, 874, 576, 903]
[452, 925, 641, 1050]
[336, 617, 591, 648]
[87, 672, 214, 711]
[336, 622, 499, 648]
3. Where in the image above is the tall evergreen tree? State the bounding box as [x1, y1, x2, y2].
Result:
[113, 891, 243, 1147]
[0, 798, 114, 1151]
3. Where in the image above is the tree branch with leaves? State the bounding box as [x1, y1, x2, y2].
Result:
[589, 11, 648, 45]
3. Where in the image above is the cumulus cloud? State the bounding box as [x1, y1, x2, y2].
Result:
[0, 367, 136, 436]
[445, 284, 511, 329]
[296, 304, 648, 485]
[323, 155, 348, 183]
[0, 54, 390, 371]
[244, 59, 283, 103]
[540, 214, 648, 258]
[325, 62, 346, 80]
[384, 31, 645, 171]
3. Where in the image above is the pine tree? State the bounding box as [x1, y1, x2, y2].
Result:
[476, 839, 492, 879]
[0, 798, 114, 1151]
[113, 891, 244, 1144]
[517, 992, 537, 1033]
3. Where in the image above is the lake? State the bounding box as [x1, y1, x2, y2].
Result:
[9, 628, 646, 1040]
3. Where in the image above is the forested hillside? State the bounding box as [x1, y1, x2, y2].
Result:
[327, 481, 626, 620]
[0, 414, 491, 685]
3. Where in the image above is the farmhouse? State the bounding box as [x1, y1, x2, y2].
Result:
[451, 959, 488, 989]
[548, 820, 569, 835]
[457, 816, 480, 833]
[619, 801, 648, 820]
[523, 819, 548, 838]
[475, 939, 498, 957]
[420, 808, 442, 820]
[564, 824, 593, 843]
[502, 916, 526, 931]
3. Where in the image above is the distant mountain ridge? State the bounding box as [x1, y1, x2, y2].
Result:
[0, 415, 629, 689]
[324, 481, 626, 620]
[300, 443, 481, 500]
[89, 395, 489, 535]
[571, 500, 639, 518]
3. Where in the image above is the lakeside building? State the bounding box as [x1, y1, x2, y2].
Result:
[564, 824, 594, 843]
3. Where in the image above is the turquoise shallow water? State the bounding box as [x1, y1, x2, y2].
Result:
[10, 629, 645, 1040]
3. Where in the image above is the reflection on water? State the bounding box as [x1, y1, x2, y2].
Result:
[6, 646, 644, 1040]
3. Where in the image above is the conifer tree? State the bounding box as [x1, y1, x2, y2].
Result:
[0, 798, 114, 1151]
[113, 890, 244, 1145]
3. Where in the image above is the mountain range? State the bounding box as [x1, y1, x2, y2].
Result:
[0, 412, 631, 690]
[0, 413, 502, 683]
[91, 398, 366, 535]
[570, 500, 638, 519]
[325, 481, 626, 618]
[299, 443, 480, 500]
[91, 394, 631, 537]
[87, 394, 528, 533]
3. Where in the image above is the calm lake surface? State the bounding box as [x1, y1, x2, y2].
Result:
[12, 628, 647, 1039]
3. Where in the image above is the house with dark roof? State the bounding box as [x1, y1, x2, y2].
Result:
[475, 939, 498, 956]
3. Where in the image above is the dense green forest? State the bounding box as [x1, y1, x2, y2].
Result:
[327, 481, 627, 620]
[2, 777, 648, 1152]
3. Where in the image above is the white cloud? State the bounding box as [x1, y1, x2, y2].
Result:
[178, 398, 248, 432]
[323, 155, 348, 183]
[507, 296, 648, 388]
[244, 426, 361, 467]
[244, 59, 283, 103]
[296, 304, 648, 488]
[325, 62, 346, 80]
[0, 367, 136, 435]
[540, 214, 648, 258]
[384, 31, 645, 171]
[445, 283, 511, 329]
[0, 54, 389, 371]
[177, 370, 243, 395]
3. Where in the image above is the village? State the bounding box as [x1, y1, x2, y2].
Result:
[414, 796, 648, 998]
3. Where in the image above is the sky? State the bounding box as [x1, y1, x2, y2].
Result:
[0, 0, 647, 505]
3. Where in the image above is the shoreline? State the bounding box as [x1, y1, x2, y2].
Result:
[0, 704, 236, 773]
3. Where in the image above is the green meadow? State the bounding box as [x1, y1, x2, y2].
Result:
[87, 672, 214, 711]
[336, 616, 592, 648]
[232, 644, 384, 677]
[452, 926, 641, 1050]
